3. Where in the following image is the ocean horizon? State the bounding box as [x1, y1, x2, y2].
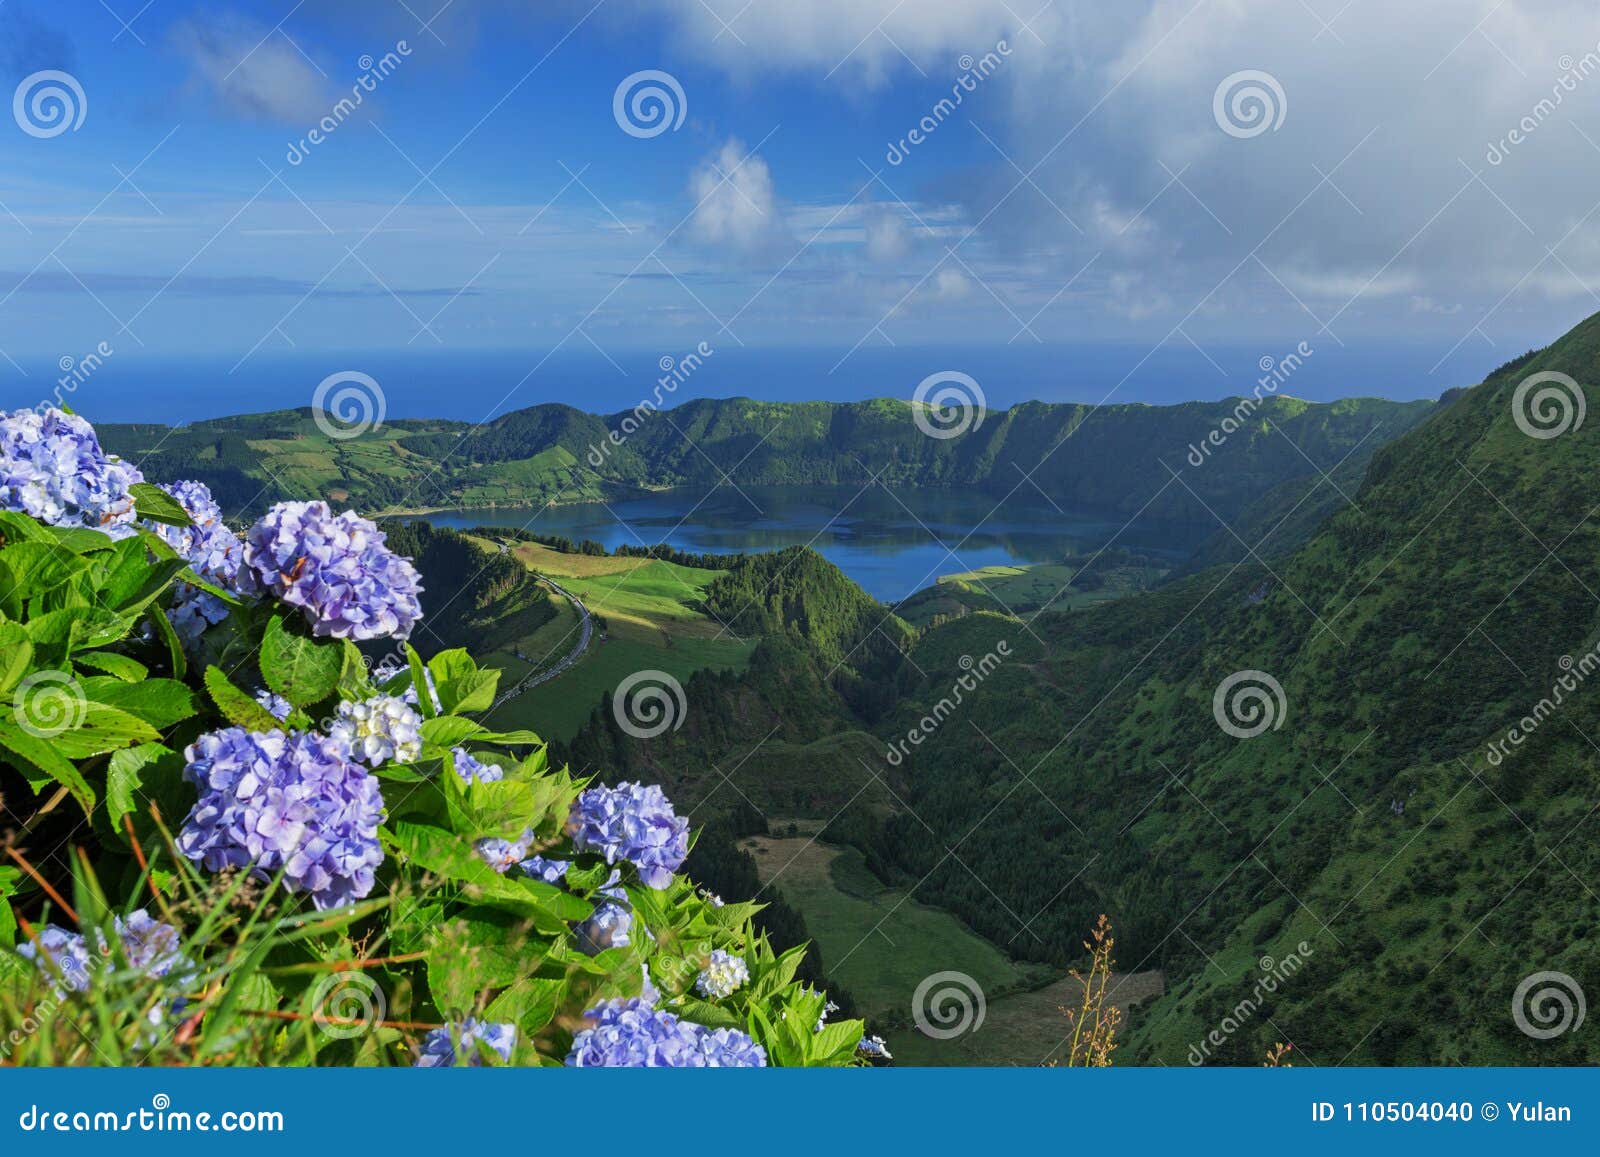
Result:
[0, 337, 1509, 426]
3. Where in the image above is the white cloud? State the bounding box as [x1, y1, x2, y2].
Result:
[633, 0, 1600, 340]
[863, 207, 912, 262]
[934, 268, 971, 299]
[688, 139, 788, 255]
[172, 14, 333, 123]
[616, 0, 1014, 83]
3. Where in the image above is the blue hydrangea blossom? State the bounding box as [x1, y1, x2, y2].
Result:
[152, 480, 258, 642]
[574, 901, 632, 954]
[176, 727, 385, 910]
[566, 999, 766, 1068]
[0, 407, 142, 535]
[18, 911, 192, 998]
[517, 855, 569, 884]
[255, 689, 293, 720]
[244, 501, 423, 641]
[415, 1018, 517, 1067]
[16, 925, 93, 993]
[566, 781, 689, 889]
[473, 829, 533, 873]
[450, 747, 504, 784]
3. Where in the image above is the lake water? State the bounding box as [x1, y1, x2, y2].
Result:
[424, 485, 1210, 603]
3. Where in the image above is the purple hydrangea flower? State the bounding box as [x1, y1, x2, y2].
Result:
[473, 829, 533, 873]
[255, 689, 293, 720]
[18, 911, 192, 997]
[330, 695, 423, 767]
[695, 950, 749, 999]
[153, 480, 258, 642]
[112, 910, 191, 981]
[244, 501, 422, 641]
[574, 901, 632, 954]
[176, 727, 385, 910]
[0, 407, 142, 535]
[16, 925, 93, 993]
[451, 747, 503, 784]
[566, 782, 690, 889]
[566, 1000, 766, 1068]
[517, 855, 569, 885]
[415, 1018, 517, 1067]
[694, 1026, 769, 1067]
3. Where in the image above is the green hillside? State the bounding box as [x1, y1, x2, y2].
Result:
[102, 394, 1434, 529]
[863, 325, 1600, 1065]
[542, 318, 1600, 1066]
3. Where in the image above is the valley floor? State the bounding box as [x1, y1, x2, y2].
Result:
[744, 831, 1164, 1066]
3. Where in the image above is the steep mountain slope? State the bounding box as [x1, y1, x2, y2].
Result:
[102, 394, 1433, 529]
[561, 549, 916, 818]
[539, 317, 1600, 1065]
[867, 323, 1600, 1064]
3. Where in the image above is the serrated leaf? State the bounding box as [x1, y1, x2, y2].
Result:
[426, 912, 546, 1014]
[445, 773, 537, 841]
[260, 615, 344, 707]
[204, 665, 282, 731]
[107, 743, 170, 831]
[419, 714, 484, 748]
[129, 482, 192, 528]
[74, 650, 148, 682]
[44, 701, 161, 760]
[385, 822, 590, 931]
[0, 622, 34, 696]
[83, 676, 196, 730]
[483, 977, 566, 1034]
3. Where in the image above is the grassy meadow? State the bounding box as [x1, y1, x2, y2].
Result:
[477, 541, 756, 742]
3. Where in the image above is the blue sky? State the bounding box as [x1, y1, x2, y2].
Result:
[2, 1, 1599, 415]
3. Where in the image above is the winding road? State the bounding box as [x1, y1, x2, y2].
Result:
[490, 574, 593, 709]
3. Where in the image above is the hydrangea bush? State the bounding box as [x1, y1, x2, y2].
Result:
[0, 408, 864, 1068]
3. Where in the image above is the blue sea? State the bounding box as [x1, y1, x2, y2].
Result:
[0, 339, 1507, 425]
